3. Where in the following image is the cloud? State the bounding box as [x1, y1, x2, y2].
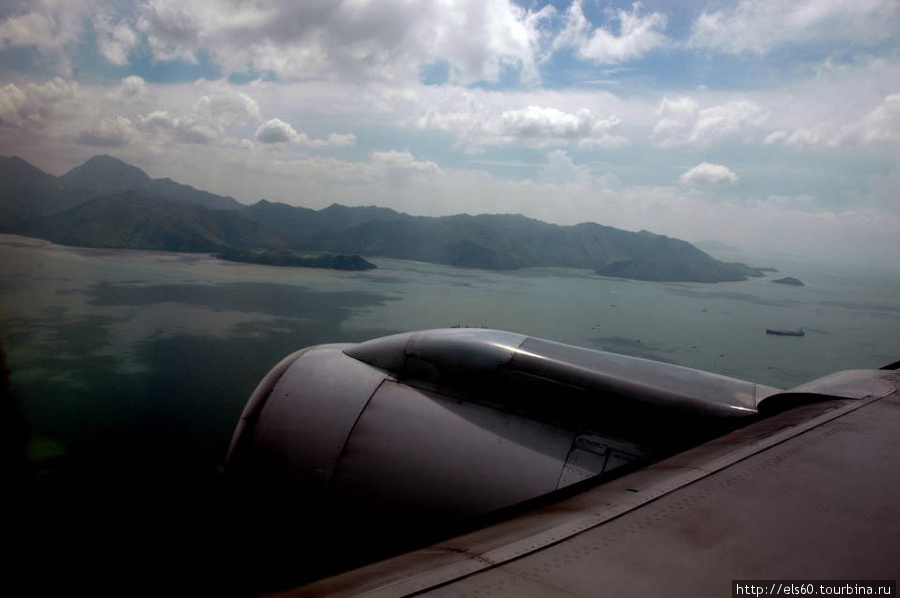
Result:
[539, 149, 593, 186]
[0, 74, 358, 159]
[0, 1, 94, 76]
[251, 150, 441, 192]
[653, 97, 767, 146]
[314, 133, 356, 149]
[136, 0, 203, 64]
[500, 106, 625, 148]
[135, 0, 552, 85]
[0, 77, 81, 130]
[192, 80, 261, 126]
[554, 0, 669, 64]
[766, 123, 832, 149]
[106, 76, 149, 103]
[94, 14, 139, 66]
[420, 103, 627, 150]
[679, 162, 738, 186]
[688, 0, 900, 54]
[765, 93, 900, 148]
[371, 150, 441, 174]
[838, 93, 900, 145]
[0, 84, 29, 129]
[0, 11, 54, 48]
[254, 118, 356, 148]
[138, 109, 222, 144]
[129, 80, 265, 145]
[254, 118, 296, 144]
[0, 76, 147, 154]
[78, 115, 138, 147]
[286, 132, 357, 149]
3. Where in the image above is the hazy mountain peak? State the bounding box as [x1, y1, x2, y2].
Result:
[0, 155, 55, 179]
[67, 154, 150, 178]
[61, 154, 150, 195]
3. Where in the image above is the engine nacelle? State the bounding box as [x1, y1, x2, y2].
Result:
[225, 329, 780, 523]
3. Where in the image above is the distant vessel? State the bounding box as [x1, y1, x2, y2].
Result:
[766, 328, 805, 336]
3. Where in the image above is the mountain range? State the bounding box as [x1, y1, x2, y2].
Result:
[0, 154, 764, 282]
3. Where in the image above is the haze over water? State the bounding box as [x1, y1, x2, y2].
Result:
[2, 234, 898, 475]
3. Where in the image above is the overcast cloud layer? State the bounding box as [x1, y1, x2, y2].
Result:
[1, 0, 899, 263]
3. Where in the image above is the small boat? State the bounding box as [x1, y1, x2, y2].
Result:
[766, 328, 805, 336]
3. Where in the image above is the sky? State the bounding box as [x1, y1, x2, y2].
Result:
[1, 0, 899, 263]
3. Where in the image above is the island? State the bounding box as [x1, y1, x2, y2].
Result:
[218, 248, 376, 271]
[1, 154, 769, 283]
[771, 277, 804, 286]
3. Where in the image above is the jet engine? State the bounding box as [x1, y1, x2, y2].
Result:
[225, 329, 780, 525]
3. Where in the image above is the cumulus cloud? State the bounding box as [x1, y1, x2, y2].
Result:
[106, 76, 149, 104]
[78, 115, 138, 147]
[0, 74, 354, 157]
[765, 94, 900, 148]
[254, 118, 356, 148]
[554, 0, 669, 64]
[838, 93, 900, 145]
[371, 150, 441, 174]
[135, 0, 552, 84]
[138, 109, 222, 144]
[539, 149, 593, 186]
[255, 118, 296, 144]
[688, 0, 900, 54]
[0, 76, 147, 154]
[94, 14, 139, 66]
[766, 123, 832, 148]
[314, 133, 356, 148]
[0, 77, 81, 130]
[500, 106, 625, 147]
[192, 80, 261, 126]
[129, 80, 266, 145]
[679, 162, 738, 186]
[421, 103, 627, 150]
[0, 2, 93, 76]
[0, 11, 55, 48]
[653, 97, 767, 146]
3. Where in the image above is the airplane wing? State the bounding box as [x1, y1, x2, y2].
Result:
[225, 329, 900, 597]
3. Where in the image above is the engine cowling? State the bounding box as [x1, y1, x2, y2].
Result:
[225, 329, 779, 523]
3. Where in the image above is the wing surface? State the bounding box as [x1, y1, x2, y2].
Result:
[279, 369, 900, 598]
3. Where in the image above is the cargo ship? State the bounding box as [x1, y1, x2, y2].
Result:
[766, 328, 805, 336]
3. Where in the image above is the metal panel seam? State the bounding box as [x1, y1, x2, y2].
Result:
[322, 378, 388, 491]
[554, 433, 580, 491]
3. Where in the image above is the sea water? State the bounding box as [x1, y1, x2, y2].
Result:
[1, 234, 898, 471]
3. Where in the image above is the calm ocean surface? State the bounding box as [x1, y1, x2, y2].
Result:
[2, 233, 898, 472]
